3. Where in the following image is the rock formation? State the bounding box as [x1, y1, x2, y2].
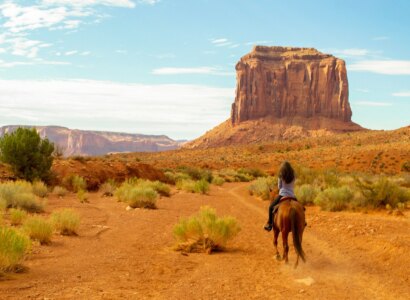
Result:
[0, 126, 182, 156]
[231, 46, 352, 125]
[186, 46, 363, 148]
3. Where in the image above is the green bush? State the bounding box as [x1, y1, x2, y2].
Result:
[137, 179, 171, 197]
[9, 208, 28, 226]
[52, 186, 68, 197]
[0, 127, 54, 181]
[0, 226, 31, 272]
[0, 181, 43, 212]
[173, 206, 240, 253]
[295, 184, 319, 205]
[314, 186, 354, 211]
[176, 179, 210, 194]
[355, 177, 410, 208]
[51, 209, 80, 235]
[176, 166, 213, 182]
[115, 183, 157, 209]
[248, 177, 278, 200]
[295, 166, 318, 185]
[23, 216, 53, 244]
[164, 171, 190, 184]
[211, 175, 225, 186]
[32, 180, 48, 198]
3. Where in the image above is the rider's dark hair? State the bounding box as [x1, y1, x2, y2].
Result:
[278, 161, 295, 184]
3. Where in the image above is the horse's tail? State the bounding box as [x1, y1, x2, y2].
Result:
[290, 207, 306, 262]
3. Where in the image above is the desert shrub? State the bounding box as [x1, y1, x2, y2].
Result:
[176, 166, 213, 182]
[173, 206, 240, 254]
[137, 179, 171, 197]
[164, 171, 190, 184]
[0, 226, 31, 272]
[77, 190, 89, 203]
[0, 127, 54, 181]
[32, 180, 48, 198]
[248, 177, 278, 200]
[0, 181, 43, 212]
[23, 216, 53, 244]
[295, 184, 319, 205]
[51, 209, 80, 235]
[320, 169, 340, 188]
[211, 175, 225, 186]
[71, 155, 87, 163]
[52, 186, 68, 197]
[238, 168, 266, 178]
[314, 186, 354, 211]
[295, 166, 318, 185]
[99, 180, 117, 197]
[9, 208, 28, 226]
[71, 175, 87, 192]
[354, 177, 410, 208]
[115, 184, 157, 209]
[177, 179, 210, 194]
[217, 169, 238, 182]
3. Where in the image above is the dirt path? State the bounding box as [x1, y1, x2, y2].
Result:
[1, 183, 409, 299]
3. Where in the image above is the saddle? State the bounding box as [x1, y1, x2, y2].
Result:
[273, 197, 298, 214]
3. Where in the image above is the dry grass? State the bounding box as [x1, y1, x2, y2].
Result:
[0, 226, 31, 273]
[51, 209, 80, 235]
[52, 186, 68, 197]
[115, 183, 158, 209]
[32, 181, 48, 198]
[173, 206, 240, 254]
[248, 177, 277, 200]
[23, 216, 53, 245]
[176, 179, 210, 194]
[9, 208, 28, 226]
[0, 181, 43, 213]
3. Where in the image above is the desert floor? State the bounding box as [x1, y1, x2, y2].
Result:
[1, 182, 409, 299]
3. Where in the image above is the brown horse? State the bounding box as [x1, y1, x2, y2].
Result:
[272, 197, 306, 268]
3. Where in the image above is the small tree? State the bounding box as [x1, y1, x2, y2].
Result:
[0, 128, 54, 182]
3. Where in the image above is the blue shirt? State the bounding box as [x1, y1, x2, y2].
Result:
[278, 177, 295, 198]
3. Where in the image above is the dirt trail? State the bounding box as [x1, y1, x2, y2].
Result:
[1, 183, 409, 299]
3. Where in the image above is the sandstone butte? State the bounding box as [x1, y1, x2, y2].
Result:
[186, 46, 364, 148]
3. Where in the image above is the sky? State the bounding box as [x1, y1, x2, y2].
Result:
[0, 0, 409, 140]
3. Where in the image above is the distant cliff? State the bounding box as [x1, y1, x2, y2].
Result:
[0, 126, 182, 156]
[185, 46, 363, 149]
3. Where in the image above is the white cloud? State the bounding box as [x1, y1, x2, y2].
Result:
[0, 79, 233, 140]
[353, 101, 392, 107]
[116, 49, 128, 54]
[42, 0, 136, 8]
[0, 59, 70, 68]
[152, 67, 234, 76]
[65, 50, 78, 56]
[0, 1, 136, 62]
[211, 38, 228, 44]
[392, 92, 410, 97]
[349, 60, 410, 75]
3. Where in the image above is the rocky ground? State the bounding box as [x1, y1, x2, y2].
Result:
[1, 183, 409, 299]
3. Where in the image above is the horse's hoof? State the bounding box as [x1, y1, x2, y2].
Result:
[276, 254, 281, 261]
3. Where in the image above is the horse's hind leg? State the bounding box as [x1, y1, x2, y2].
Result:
[282, 231, 289, 264]
[273, 228, 280, 260]
[294, 254, 299, 268]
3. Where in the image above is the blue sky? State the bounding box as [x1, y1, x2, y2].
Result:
[0, 0, 409, 139]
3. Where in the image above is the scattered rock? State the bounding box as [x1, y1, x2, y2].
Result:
[295, 276, 315, 286]
[126, 206, 134, 211]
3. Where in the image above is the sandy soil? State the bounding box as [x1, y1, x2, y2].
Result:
[1, 183, 409, 299]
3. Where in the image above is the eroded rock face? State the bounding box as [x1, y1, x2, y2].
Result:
[231, 46, 352, 125]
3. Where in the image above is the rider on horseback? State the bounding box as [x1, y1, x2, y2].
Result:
[264, 161, 296, 232]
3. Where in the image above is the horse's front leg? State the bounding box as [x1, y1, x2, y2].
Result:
[282, 230, 289, 264]
[273, 228, 280, 260]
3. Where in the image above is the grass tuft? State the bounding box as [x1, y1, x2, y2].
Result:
[9, 208, 28, 226]
[248, 177, 278, 200]
[23, 216, 53, 245]
[0, 226, 31, 273]
[51, 209, 80, 235]
[173, 206, 241, 254]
